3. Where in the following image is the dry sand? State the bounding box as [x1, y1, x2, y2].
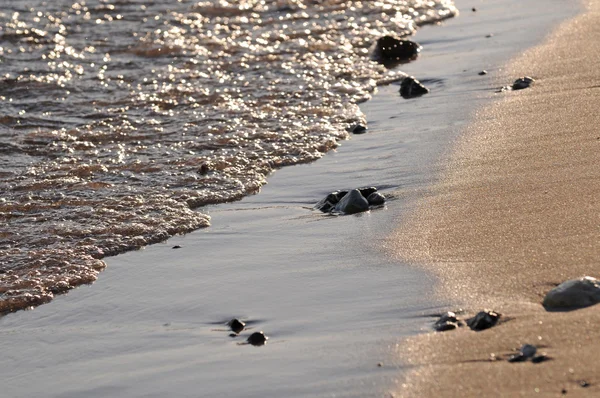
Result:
[389, 1, 600, 396]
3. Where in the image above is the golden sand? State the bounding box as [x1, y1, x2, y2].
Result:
[389, 1, 600, 396]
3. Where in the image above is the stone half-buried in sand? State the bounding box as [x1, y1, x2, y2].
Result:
[543, 276, 600, 310]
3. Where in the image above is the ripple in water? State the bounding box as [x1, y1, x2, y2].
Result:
[0, 0, 456, 313]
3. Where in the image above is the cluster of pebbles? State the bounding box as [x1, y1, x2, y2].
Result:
[215, 318, 269, 347]
[433, 309, 501, 332]
[314, 187, 386, 215]
[431, 276, 600, 367]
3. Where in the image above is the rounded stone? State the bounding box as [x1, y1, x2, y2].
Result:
[512, 76, 535, 90]
[543, 276, 600, 310]
[247, 331, 268, 346]
[373, 36, 421, 63]
[367, 192, 385, 206]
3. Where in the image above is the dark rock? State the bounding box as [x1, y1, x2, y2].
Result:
[373, 36, 421, 64]
[466, 310, 501, 331]
[314, 191, 343, 212]
[531, 355, 552, 364]
[228, 318, 246, 334]
[508, 354, 528, 363]
[512, 76, 535, 90]
[472, 7, 477, 11]
[198, 163, 210, 175]
[357, 187, 378, 198]
[367, 192, 385, 206]
[400, 76, 429, 99]
[520, 344, 537, 358]
[485, 33, 494, 38]
[580, 381, 590, 388]
[433, 311, 461, 332]
[351, 124, 367, 134]
[543, 276, 600, 311]
[172, 245, 182, 249]
[315, 187, 379, 214]
[247, 331, 268, 346]
[479, 70, 488, 76]
[334, 189, 369, 214]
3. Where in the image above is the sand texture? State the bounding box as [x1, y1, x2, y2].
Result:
[389, 1, 600, 396]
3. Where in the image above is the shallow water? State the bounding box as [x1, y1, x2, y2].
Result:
[0, 0, 458, 313]
[0, 0, 581, 396]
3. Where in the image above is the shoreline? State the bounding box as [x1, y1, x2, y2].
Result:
[0, 1, 584, 397]
[391, 0, 600, 395]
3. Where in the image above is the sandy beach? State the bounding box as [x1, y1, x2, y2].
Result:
[391, 0, 600, 396]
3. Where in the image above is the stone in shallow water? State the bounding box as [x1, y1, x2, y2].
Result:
[247, 331, 268, 346]
[400, 76, 429, 99]
[314, 187, 379, 214]
[373, 36, 421, 64]
[228, 318, 246, 334]
[543, 276, 600, 310]
[333, 189, 369, 214]
[367, 192, 385, 206]
[466, 309, 501, 331]
[351, 124, 367, 134]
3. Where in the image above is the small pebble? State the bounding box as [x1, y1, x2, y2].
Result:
[479, 70, 488, 76]
[198, 163, 210, 175]
[531, 355, 551, 364]
[561, 388, 567, 395]
[247, 331, 268, 346]
[485, 34, 494, 38]
[521, 344, 537, 358]
[172, 245, 182, 249]
[580, 381, 590, 388]
[377, 362, 383, 367]
[228, 318, 246, 334]
[352, 125, 367, 134]
[472, 7, 477, 12]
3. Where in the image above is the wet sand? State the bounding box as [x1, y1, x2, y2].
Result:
[391, 0, 600, 396]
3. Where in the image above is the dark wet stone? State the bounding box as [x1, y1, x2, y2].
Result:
[520, 344, 537, 358]
[172, 245, 182, 249]
[479, 70, 488, 76]
[543, 276, 600, 311]
[472, 7, 477, 11]
[228, 318, 246, 334]
[367, 192, 385, 206]
[486, 33, 494, 38]
[351, 124, 367, 134]
[357, 187, 377, 198]
[247, 331, 268, 346]
[433, 311, 460, 332]
[580, 381, 590, 388]
[508, 353, 528, 363]
[314, 191, 343, 212]
[198, 163, 210, 175]
[400, 76, 429, 99]
[531, 355, 552, 364]
[373, 36, 421, 64]
[315, 187, 378, 213]
[512, 76, 535, 90]
[466, 310, 501, 331]
[334, 189, 369, 214]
